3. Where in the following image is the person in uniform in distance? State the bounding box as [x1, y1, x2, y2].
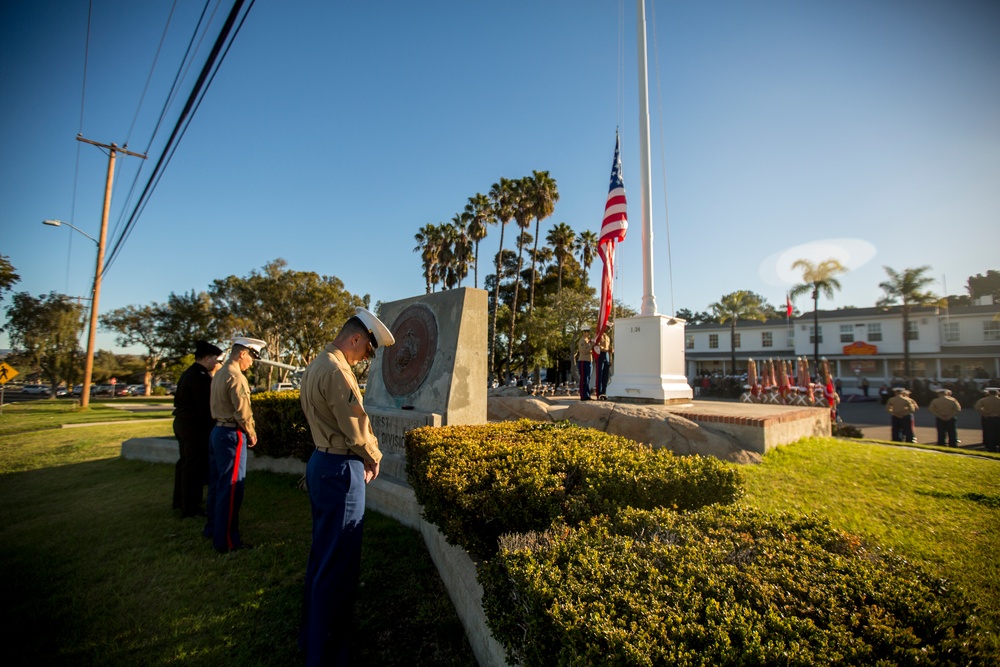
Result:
[886, 386, 917, 442]
[575, 327, 593, 401]
[205, 336, 265, 553]
[929, 387, 962, 447]
[974, 386, 1000, 453]
[595, 327, 613, 399]
[298, 307, 395, 667]
[172, 340, 224, 518]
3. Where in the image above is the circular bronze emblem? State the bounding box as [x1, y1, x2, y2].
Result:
[382, 304, 438, 396]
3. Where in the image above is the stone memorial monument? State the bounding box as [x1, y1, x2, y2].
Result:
[363, 287, 488, 520]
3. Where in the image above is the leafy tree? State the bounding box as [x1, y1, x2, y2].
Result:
[675, 308, 712, 326]
[709, 291, 770, 374]
[464, 193, 492, 289]
[788, 258, 846, 372]
[5, 292, 85, 393]
[527, 170, 558, 315]
[157, 290, 220, 362]
[210, 259, 363, 386]
[966, 270, 1000, 304]
[0, 254, 20, 302]
[100, 304, 166, 391]
[878, 265, 940, 378]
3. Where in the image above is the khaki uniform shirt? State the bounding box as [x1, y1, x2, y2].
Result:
[299, 343, 382, 465]
[929, 395, 961, 421]
[886, 394, 916, 417]
[576, 337, 593, 361]
[210, 359, 256, 441]
[974, 395, 1000, 418]
[596, 333, 611, 355]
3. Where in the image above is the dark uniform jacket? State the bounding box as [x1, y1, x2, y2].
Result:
[173, 362, 215, 438]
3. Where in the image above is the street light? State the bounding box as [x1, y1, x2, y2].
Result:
[43, 218, 102, 407]
[43, 219, 98, 245]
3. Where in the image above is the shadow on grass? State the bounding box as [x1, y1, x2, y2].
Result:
[0, 458, 475, 666]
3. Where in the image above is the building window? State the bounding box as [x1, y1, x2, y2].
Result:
[985, 321, 1000, 342]
[907, 321, 919, 341]
[733, 333, 741, 349]
[685, 334, 694, 349]
[809, 326, 822, 344]
[943, 322, 960, 342]
[840, 324, 854, 343]
[762, 331, 773, 348]
[867, 323, 882, 342]
[709, 334, 719, 349]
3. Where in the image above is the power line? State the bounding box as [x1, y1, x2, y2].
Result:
[103, 0, 255, 274]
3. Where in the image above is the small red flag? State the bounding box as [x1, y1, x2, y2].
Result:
[786, 294, 793, 318]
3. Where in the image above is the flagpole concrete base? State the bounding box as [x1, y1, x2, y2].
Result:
[607, 314, 694, 405]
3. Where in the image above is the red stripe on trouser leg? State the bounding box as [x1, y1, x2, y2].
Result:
[226, 431, 244, 551]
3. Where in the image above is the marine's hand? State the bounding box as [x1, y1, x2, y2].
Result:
[364, 460, 380, 483]
[249, 433, 258, 448]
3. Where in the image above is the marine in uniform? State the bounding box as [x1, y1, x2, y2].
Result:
[974, 387, 1000, 452]
[205, 337, 265, 553]
[886, 387, 917, 442]
[172, 340, 223, 517]
[595, 329, 613, 399]
[928, 388, 962, 447]
[575, 327, 593, 401]
[298, 307, 395, 667]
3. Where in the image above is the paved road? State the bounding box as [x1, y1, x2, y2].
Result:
[835, 396, 985, 449]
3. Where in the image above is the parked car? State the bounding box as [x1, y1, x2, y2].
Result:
[114, 384, 131, 396]
[91, 384, 114, 397]
[71, 385, 83, 396]
[55, 386, 70, 397]
[22, 384, 51, 396]
[271, 382, 295, 392]
[130, 384, 147, 396]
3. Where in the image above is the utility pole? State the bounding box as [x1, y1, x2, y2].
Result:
[76, 135, 146, 407]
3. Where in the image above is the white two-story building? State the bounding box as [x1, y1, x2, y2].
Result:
[684, 301, 1000, 387]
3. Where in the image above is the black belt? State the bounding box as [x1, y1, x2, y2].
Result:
[216, 420, 238, 427]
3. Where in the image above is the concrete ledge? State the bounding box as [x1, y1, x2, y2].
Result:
[120, 438, 307, 475]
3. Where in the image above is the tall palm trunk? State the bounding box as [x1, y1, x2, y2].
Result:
[506, 234, 526, 380]
[489, 225, 506, 381]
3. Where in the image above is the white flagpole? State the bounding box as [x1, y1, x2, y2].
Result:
[636, 0, 657, 316]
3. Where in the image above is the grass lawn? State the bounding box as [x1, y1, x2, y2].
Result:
[741, 436, 1000, 650]
[0, 402, 475, 666]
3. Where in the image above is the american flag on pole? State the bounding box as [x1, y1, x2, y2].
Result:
[594, 132, 628, 345]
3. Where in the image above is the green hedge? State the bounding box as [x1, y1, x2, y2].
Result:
[405, 420, 743, 560]
[479, 505, 988, 666]
[250, 391, 314, 462]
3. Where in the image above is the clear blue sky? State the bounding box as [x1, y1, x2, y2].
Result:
[2, 0, 998, 354]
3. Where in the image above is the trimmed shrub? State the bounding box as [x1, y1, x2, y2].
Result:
[480, 505, 988, 666]
[250, 390, 314, 462]
[405, 420, 743, 560]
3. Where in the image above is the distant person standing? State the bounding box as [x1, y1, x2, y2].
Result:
[575, 327, 593, 401]
[172, 340, 223, 518]
[886, 387, 917, 442]
[860, 377, 869, 397]
[298, 307, 395, 667]
[974, 387, 1000, 453]
[929, 388, 962, 447]
[206, 337, 265, 553]
[595, 328, 613, 399]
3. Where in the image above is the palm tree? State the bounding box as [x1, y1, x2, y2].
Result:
[413, 223, 443, 294]
[788, 258, 847, 372]
[505, 178, 535, 379]
[576, 229, 598, 286]
[464, 193, 491, 289]
[487, 177, 515, 380]
[437, 222, 458, 289]
[709, 291, 769, 375]
[878, 265, 939, 378]
[450, 212, 473, 288]
[527, 170, 559, 316]
[546, 222, 576, 294]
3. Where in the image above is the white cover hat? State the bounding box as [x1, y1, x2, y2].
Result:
[352, 307, 395, 349]
[232, 337, 267, 359]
